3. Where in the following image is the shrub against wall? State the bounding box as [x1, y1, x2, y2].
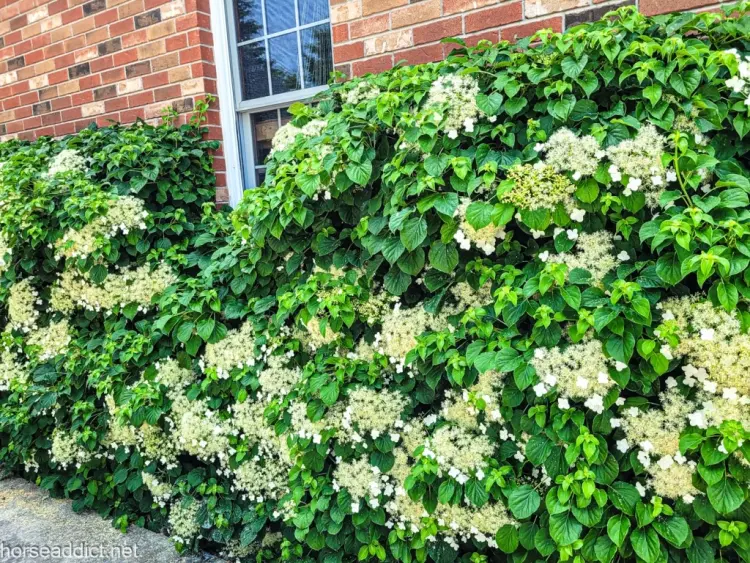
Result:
[4, 4, 750, 563]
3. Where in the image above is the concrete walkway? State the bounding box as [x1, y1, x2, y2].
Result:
[0, 477, 221, 563]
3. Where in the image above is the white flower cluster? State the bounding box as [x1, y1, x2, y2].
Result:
[343, 82, 381, 106]
[530, 339, 615, 413]
[201, 320, 257, 379]
[142, 472, 172, 506]
[376, 302, 448, 373]
[7, 278, 40, 333]
[168, 501, 201, 545]
[257, 354, 301, 401]
[47, 149, 86, 177]
[0, 347, 29, 391]
[50, 429, 91, 469]
[50, 262, 176, 314]
[536, 128, 603, 179]
[422, 425, 494, 481]
[425, 75, 486, 139]
[153, 358, 195, 399]
[725, 49, 750, 106]
[334, 456, 394, 510]
[440, 370, 505, 431]
[271, 119, 328, 154]
[615, 389, 699, 503]
[502, 164, 581, 217]
[0, 232, 12, 274]
[606, 124, 668, 206]
[340, 387, 408, 444]
[26, 320, 72, 361]
[171, 395, 232, 464]
[454, 198, 506, 255]
[658, 297, 750, 402]
[55, 196, 148, 260]
[547, 231, 618, 285]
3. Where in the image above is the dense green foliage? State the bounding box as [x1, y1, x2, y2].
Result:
[4, 5, 750, 563]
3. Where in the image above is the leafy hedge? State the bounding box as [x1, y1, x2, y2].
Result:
[4, 4, 750, 562]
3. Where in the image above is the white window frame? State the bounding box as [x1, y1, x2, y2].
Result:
[209, 0, 332, 205]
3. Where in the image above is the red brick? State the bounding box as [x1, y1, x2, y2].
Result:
[104, 96, 129, 111]
[463, 30, 500, 47]
[332, 23, 349, 43]
[154, 83, 180, 101]
[362, 0, 407, 16]
[395, 43, 443, 66]
[391, 0, 441, 29]
[413, 17, 462, 46]
[351, 54, 393, 76]
[49, 0, 68, 15]
[333, 41, 364, 63]
[143, 70, 169, 88]
[465, 2, 523, 33]
[166, 33, 188, 51]
[349, 14, 389, 39]
[501, 16, 563, 41]
[640, 0, 715, 15]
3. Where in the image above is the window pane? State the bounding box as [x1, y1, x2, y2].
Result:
[255, 168, 267, 186]
[269, 32, 301, 95]
[301, 24, 332, 88]
[298, 0, 328, 25]
[239, 42, 270, 100]
[252, 110, 278, 164]
[235, 0, 263, 41]
[265, 0, 296, 34]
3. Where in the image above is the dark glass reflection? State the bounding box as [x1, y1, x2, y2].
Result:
[235, 0, 263, 41]
[255, 168, 267, 186]
[265, 0, 296, 34]
[301, 24, 332, 88]
[298, 0, 328, 25]
[269, 33, 301, 94]
[239, 42, 269, 100]
[252, 110, 278, 164]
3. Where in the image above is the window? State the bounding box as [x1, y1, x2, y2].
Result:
[225, 0, 333, 189]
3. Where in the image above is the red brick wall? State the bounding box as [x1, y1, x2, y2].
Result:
[0, 0, 228, 202]
[330, 0, 735, 77]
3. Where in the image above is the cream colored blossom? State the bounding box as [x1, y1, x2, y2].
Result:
[341, 387, 408, 442]
[50, 262, 176, 314]
[343, 82, 381, 106]
[501, 164, 577, 213]
[50, 429, 91, 469]
[26, 320, 72, 361]
[202, 320, 256, 379]
[47, 149, 86, 177]
[548, 231, 617, 285]
[606, 124, 667, 207]
[7, 278, 39, 332]
[425, 75, 482, 136]
[454, 198, 505, 255]
[530, 339, 615, 403]
[168, 501, 201, 544]
[0, 347, 29, 391]
[0, 232, 12, 274]
[55, 196, 148, 259]
[271, 119, 328, 154]
[538, 128, 601, 178]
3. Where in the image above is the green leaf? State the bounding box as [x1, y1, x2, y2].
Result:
[609, 481, 640, 516]
[320, 381, 339, 405]
[508, 485, 540, 519]
[561, 55, 588, 79]
[707, 477, 745, 514]
[465, 478, 488, 507]
[643, 84, 662, 106]
[345, 160, 372, 185]
[476, 92, 503, 115]
[631, 527, 661, 563]
[428, 242, 459, 273]
[495, 525, 519, 554]
[549, 511, 583, 545]
[89, 265, 108, 284]
[656, 253, 684, 285]
[607, 514, 631, 547]
[525, 435, 553, 465]
[400, 216, 428, 252]
[465, 201, 493, 230]
[669, 68, 701, 97]
[653, 516, 689, 547]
